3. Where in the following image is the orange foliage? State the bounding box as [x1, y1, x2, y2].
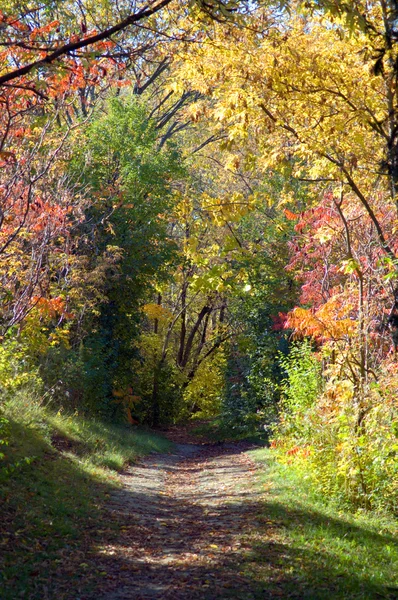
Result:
[33, 296, 74, 320]
[286, 298, 356, 342]
[283, 209, 298, 221]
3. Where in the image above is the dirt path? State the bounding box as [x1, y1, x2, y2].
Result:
[91, 439, 268, 600]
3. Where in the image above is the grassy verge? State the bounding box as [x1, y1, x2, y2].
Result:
[0, 394, 173, 599]
[245, 448, 398, 599]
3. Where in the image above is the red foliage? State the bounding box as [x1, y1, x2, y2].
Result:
[285, 190, 396, 360]
[271, 312, 288, 331]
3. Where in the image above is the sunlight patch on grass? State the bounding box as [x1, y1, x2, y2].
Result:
[0, 394, 173, 599]
[247, 448, 398, 599]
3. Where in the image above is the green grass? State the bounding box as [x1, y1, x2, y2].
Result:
[245, 448, 398, 599]
[0, 393, 173, 599]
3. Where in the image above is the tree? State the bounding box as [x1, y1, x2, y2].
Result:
[169, 1, 398, 507]
[37, 95, 183, 414]
[136, 186, 246, 423]
[175, 8, 397, 259]
[0, 0, 251, 337]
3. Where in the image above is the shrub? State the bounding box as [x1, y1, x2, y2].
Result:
[272, 345, 398, 513]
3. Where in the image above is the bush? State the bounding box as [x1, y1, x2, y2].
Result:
[272, 345, 398, 513]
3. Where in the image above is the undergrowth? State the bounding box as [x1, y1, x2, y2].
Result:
[192, 417, 267, 445]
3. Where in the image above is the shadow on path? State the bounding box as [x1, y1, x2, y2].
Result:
[80, 441, 395, 600]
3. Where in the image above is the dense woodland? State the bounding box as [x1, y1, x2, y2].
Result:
[0, 0, 397, 519]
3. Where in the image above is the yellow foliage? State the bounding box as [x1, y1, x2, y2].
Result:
[174, 7, 388, 219]
[142, 303, 173, 323]
[112, 387, 141, 424]
[184, 350, 226, 418]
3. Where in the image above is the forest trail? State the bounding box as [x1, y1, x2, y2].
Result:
[92, 433, 270, 600]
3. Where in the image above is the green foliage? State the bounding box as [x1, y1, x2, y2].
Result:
[273, 349, 398, 513]
[36, 95, 184, 419]
[306, 372, 398, 513]
[219, 201, 298, 434]
[278, 340, 322, 432]
[0, 334, 43, 397]
[222, 333, 286, 435]
[222, 343, 269, 434]
[0, 415, 9, 463]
